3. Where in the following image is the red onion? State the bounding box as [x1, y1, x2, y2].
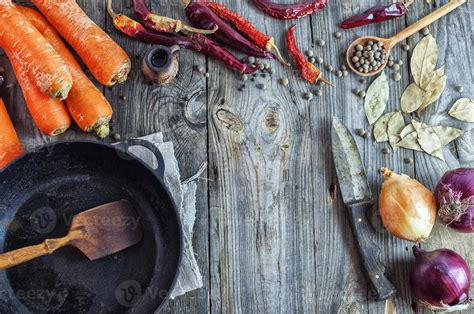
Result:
[410, 246, 472, 311]
[435, 168, 474, 233]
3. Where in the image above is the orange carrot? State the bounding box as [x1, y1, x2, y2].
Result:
[18, 6, 113, 138]
[0, 99, 24, 169]
[0, 0, 72, 99]
[8, 50, 71, 136]
[31, 0, 131, 86]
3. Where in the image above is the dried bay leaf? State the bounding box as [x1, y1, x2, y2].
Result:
[387, 112, 405, 150]
[418, 74, 448, 113]
[420, 66, 445, 91]
[397, 131, 423, 151]
[401, 83, 426, 113]
[433, 125, 464, 145]
[399, 124, 415, 138]
[374, 112, 395, 142]
[418, 127, 444, 160]
[411, 35, 438, 87]
[412, 120, 429, 132]
[364, 72, 389, 125]
[448, 98, 474, 122]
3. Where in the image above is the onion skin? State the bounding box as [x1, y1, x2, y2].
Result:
[410, 246, 471, 311]
[435, 168, 474, 233]
[379, 168, 437, 242]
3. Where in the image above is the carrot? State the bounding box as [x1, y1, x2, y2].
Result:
[0, 99, 24, 169]
[31, 0, 131, 86]
[0, 0, 72, 99]
[8, 50, 71, 136]
[17, 6, 113, 138]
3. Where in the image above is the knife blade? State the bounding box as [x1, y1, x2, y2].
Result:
[330, 117, 396, 301]
[331, 117, 373, 207]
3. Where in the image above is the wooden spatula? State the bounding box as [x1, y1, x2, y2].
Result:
[0, 200, 142, 270]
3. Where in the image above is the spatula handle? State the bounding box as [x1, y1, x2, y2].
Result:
[348, 205, 396, 301]
[0, 238, 69, 270]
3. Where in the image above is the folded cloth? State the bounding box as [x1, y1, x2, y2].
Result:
[124, 133, 203, 300]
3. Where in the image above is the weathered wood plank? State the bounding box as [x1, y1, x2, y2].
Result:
[310, 1, 415, 313]
[101, 1, 210, 313]
[207, 1, 316, 312]
[405, 1, 473, 313]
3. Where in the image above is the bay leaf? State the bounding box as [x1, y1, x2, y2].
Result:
[397, 131, 423, 151]
[412, 120, 429, 132]
[411, 35, 438, 87]
[448, 98, 474, 122]
[401, 83, 426, 113]
[364, 72, 389, 125]
[374, 112, 395, 142]
[433, 125, 464, 145]
[417, 127, 444, 160]
[418, 75, 448, 113]
[387, 112, 405, 150]
[399, 124, 415, 138]
[420, 66, 445, 91]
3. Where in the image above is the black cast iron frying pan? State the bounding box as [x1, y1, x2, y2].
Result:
[0, 139, 183, 313]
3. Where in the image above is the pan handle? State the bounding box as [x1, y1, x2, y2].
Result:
[122, 139, 166, 179]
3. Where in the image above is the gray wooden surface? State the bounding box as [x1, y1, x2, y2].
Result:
[0, 0, 473, 313]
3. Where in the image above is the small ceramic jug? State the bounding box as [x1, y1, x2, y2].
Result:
[141, 45, 180, 85]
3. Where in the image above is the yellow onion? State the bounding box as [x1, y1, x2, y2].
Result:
[379, 168, 437, 242]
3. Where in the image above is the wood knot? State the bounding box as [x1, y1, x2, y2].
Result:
[215, 109, 244, 134]
[264, 107, 280, 132]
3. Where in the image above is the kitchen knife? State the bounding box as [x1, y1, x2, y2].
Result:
[331, 117, 396, 301]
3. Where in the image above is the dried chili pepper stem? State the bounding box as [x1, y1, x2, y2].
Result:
[133, 0, 217, 34]
[204, 1, 290, 66]
[286, 24, 334, 87]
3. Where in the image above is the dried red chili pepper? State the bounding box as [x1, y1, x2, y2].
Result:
[252, 0, 328, 20]
[132, 0, 217, 34]
[286, 25, 333, 86]
[340, 1, 413, 29]
[107, 0, 257, 74]
[185, 0, 275, 60]
[204, 2, 289, 66]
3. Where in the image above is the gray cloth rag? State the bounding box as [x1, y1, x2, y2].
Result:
[125, 133, 203, 300]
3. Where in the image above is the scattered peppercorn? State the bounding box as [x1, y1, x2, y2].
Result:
[401, 44, 410, 51]
[392, 64, 400, 71]
[397, 60, 404, 66]
[359, 79, 367, 84]
[112, 133, 122, 141]
[197, 65, 205, 73]
[420, 27, 430, 36]
[336, 71, 343, 77]
[306, 50, 314, 57]
[316, 57, 323, 64]
[303, 92, 313, 100]
[381, 147, 390, 154]
[279, 77, 289, 86]
[388, 61, 394, 67]
[309, 57, 316, 63]
[264, 63, 271, 70]
[341, 65, 347, 71]
[403, 157, 413, 164]
[342, 70, 349, 77]
[316, 39, 325, 47]
[355, 128, 366, 137]
[258, 64, 265, 71]
[247, 56, 256, 64]
[241, 74, 248, 81]
[314, 89, 323, 97]
[325, 64, 334, 72]
[119, 95, 127, 100]
[334, 31, 342, 38]
[357, 90, 366, 98]
[205, 73, 210, 78]
[392, 73, 402, 81]
[455, 85, 464, 92]
[257, 83, 266, 90]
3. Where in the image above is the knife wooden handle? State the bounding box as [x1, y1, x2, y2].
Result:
[348, 205, 396, 301]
